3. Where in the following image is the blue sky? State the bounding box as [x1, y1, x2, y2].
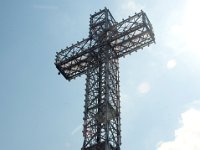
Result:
[1, 0, 200, 150]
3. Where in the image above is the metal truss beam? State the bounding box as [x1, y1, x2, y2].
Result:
[55, 9, 155, 81]
[55, 7, 155, 150]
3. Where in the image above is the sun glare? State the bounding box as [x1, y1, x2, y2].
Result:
[168, 0, 200, 59]
[181, 0, 200, 55]
[167, 59, 177, 70]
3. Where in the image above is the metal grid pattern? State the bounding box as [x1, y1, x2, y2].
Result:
[55, 7, 155, 150]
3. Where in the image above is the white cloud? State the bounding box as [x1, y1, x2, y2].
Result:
[189, 100, 200, 110]
[71, 124, 82, 135]
[157, 108, 200, 150]
[115, 0, 144, 19]
[121, 0, 143, 12]
[137, 82, 151, 94]
[166, 59, 177, 69]
[191, 100, 200, 106]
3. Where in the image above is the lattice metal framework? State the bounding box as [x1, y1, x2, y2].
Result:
[55, 7, 155, 150]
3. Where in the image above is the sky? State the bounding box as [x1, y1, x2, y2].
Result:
[1, 0, 200, 150]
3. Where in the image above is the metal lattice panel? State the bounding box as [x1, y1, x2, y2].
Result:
[55, 8, 154, 81]
[83, 47, 120, 149]
[55, 7, 155, 150]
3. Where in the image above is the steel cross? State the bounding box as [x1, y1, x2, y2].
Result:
[55, 7, 155, 150]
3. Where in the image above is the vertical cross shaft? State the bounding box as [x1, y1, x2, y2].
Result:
[82, 8, 121, 150]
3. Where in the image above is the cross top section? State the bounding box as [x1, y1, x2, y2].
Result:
[55, 7, 155, 81]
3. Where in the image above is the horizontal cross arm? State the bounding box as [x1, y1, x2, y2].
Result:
[109, 11, 155, 58]
[55, 10, 155, 81]
[55, 37, 113, 80]
[55, 38, 93, 80]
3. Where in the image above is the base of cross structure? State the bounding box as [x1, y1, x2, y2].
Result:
[82, 142, 119, 150]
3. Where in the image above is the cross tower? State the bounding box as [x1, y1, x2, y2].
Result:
[55, 7, 155, 150]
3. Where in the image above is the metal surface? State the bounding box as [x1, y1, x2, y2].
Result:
[55, 7, 155, 150]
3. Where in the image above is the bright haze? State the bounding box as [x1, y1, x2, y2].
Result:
[1, 0, 200, 150]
